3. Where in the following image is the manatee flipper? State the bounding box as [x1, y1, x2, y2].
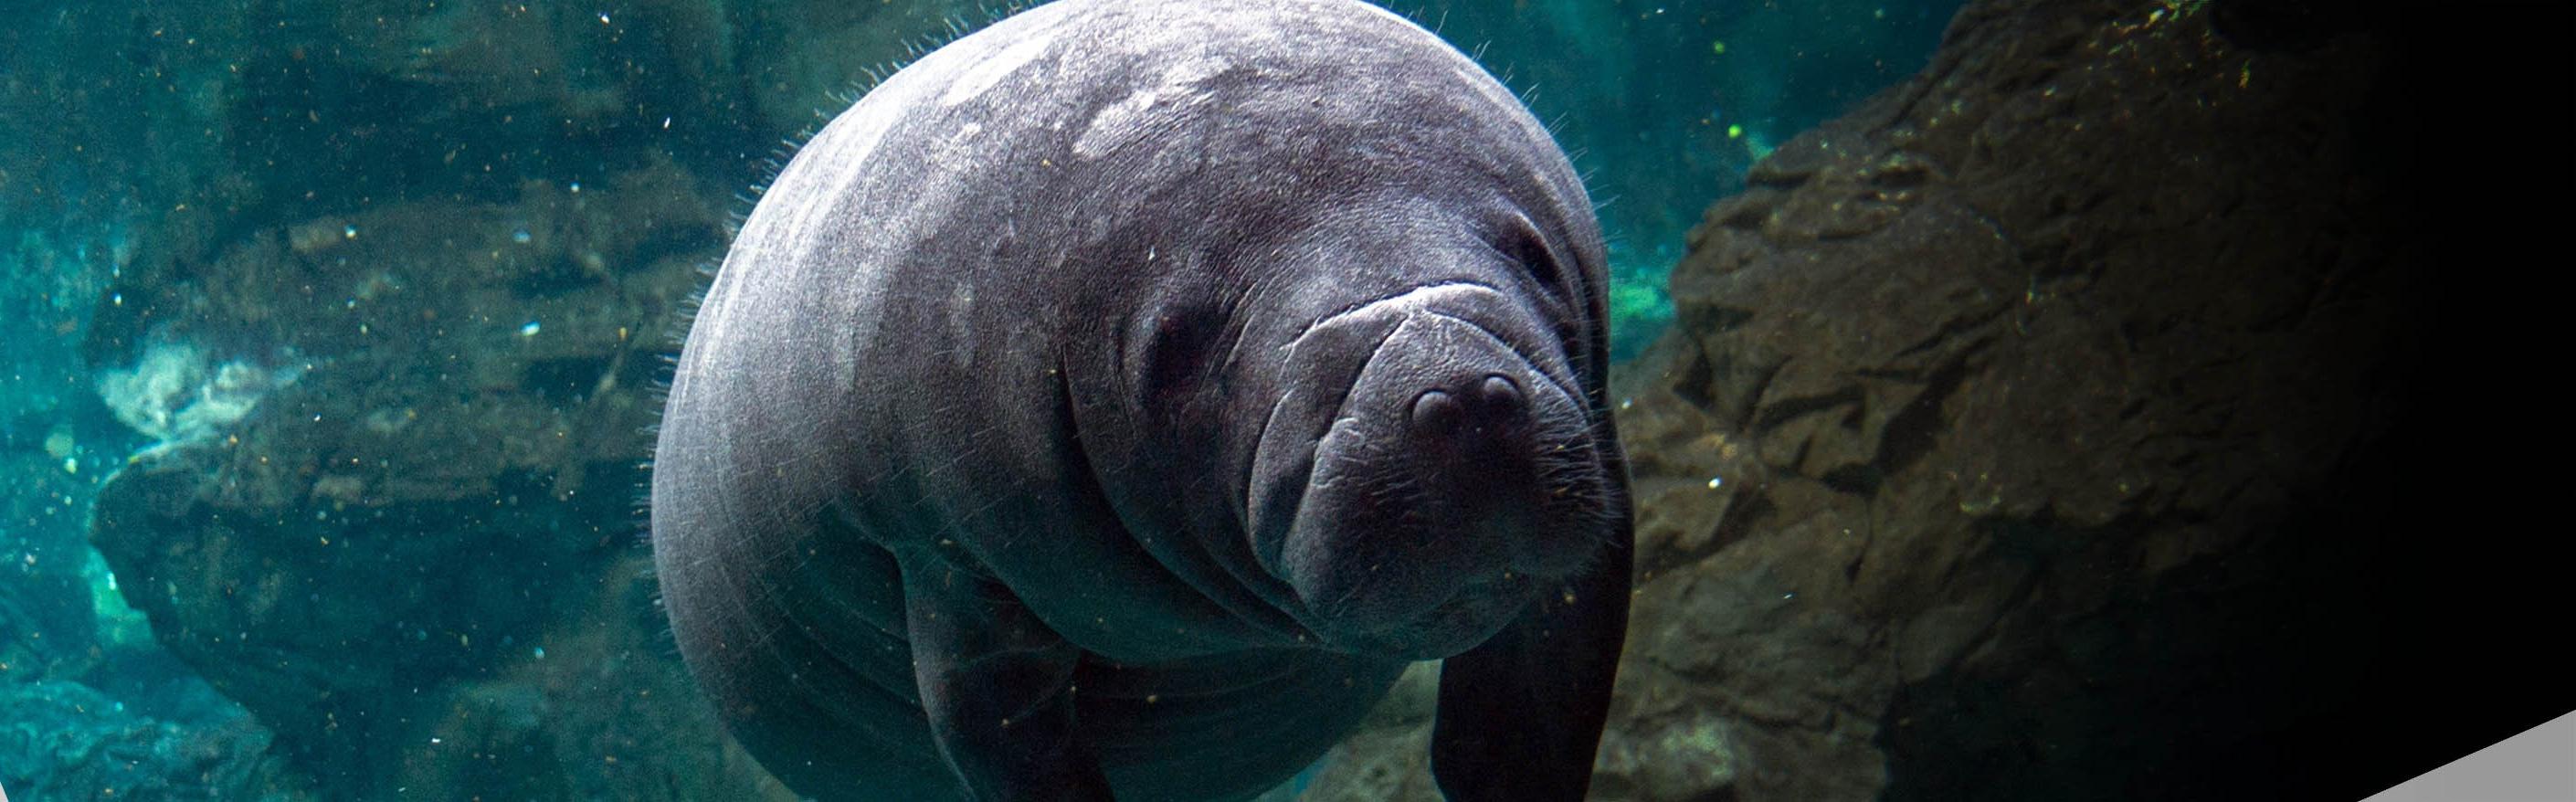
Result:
[903, 561, 1114, 801]
[1429, 521, 1632, 802]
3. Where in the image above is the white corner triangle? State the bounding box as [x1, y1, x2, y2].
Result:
[2364, 708, 2576, 801]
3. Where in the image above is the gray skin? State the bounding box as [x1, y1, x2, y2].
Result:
[649, 0, 1631, 799]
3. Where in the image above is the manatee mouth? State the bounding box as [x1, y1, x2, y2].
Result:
[1244, 282, 1611, 654]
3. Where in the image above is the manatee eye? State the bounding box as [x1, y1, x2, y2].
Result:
[1138, 304, 1225, 405]
[1500, 221, 1564, 292]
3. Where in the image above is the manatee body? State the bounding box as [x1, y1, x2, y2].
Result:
[649, 0, 1631, 799]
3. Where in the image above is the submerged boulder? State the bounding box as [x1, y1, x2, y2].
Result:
[0, 679, 304, 800]
[83, 158, 790, 799]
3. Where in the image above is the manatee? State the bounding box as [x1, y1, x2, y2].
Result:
[649, 0, 1631, 798]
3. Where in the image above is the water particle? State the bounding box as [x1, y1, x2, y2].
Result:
[1706, 476, 1723, 489]
[519, 321, 542, 337]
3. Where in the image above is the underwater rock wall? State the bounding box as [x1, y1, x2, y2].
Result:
[55, 0, 977, 798]
[1314, 0, 2562, 799]
[0, 679, 304, 800]
[2, 5, 316, 799]
[84, 164, 769, 798]
[1603, 0, 2408, 794]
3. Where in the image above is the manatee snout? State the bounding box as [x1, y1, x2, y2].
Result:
[1352, 314, 1604, 555]
[1260, 288, 1613, 656]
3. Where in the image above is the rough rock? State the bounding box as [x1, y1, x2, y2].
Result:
[1305, 0, 2566, 799]
[37, 1, 993, 793]
[1609, 0, 2416, 795]
[31, 3, 1043, 799]
[82, 157, 790, 799]
[0, 679, 306, 800]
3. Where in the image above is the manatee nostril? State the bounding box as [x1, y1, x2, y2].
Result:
[1478, 375, 1523, 419]
[1412, 376, 1528, 440]
[1410, 389, 1462, 436]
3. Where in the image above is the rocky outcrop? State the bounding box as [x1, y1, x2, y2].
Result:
[81, 158, 797, 799]
[1307, 0, 2561, 799]
[0, 679, 305, 800]
[1603, 0, 2415, 796]
[60, 1, 984, 797]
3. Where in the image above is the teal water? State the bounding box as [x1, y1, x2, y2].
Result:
[1, 1, 1957, 798]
